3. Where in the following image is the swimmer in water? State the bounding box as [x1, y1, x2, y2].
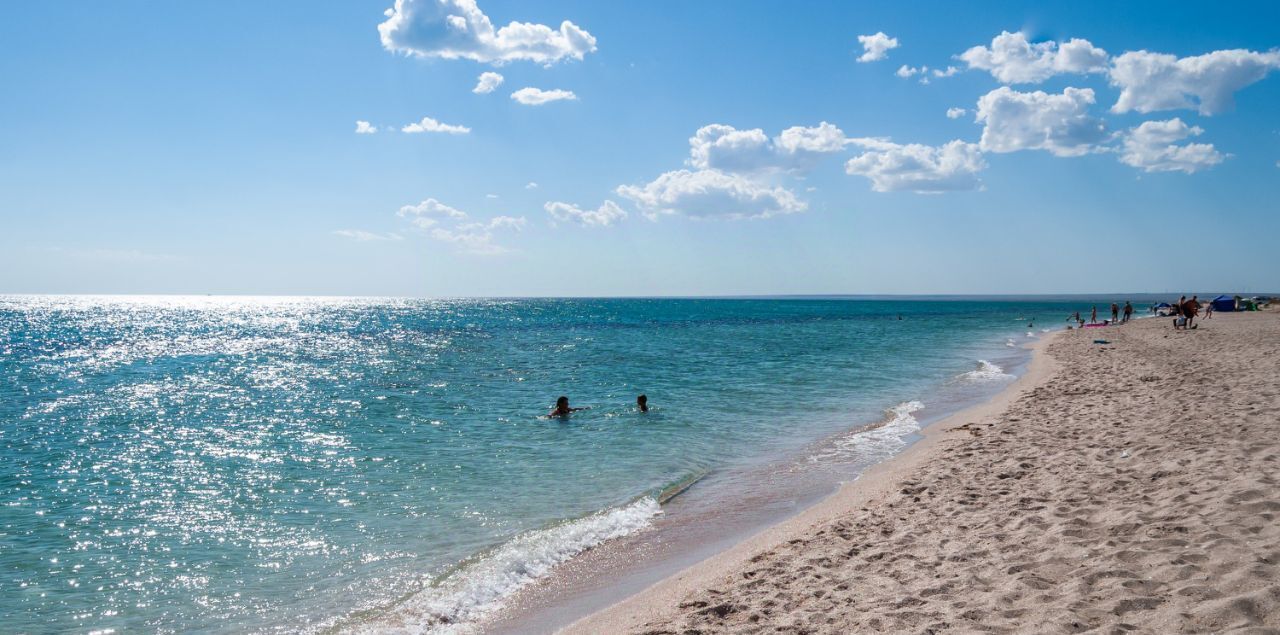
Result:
[637, 394, 648, 413]
[548, 396, 587, 417]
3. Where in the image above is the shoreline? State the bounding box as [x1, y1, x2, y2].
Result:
[464, 335, 1045, 634]
[557, 331, 1061, 634]
[563, 311, 1280, 633]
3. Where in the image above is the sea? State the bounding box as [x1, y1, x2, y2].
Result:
[0, 295, 1151, 633]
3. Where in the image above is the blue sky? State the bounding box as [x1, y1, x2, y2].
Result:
[2, 0, 1278, 296]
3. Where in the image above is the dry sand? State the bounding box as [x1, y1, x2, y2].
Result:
[563, 311, 1280, 634]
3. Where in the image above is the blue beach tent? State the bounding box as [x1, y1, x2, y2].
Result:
[1211, 295, 1236, 312]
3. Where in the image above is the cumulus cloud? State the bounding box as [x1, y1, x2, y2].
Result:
[688, 125, 773, 171]
[355, 120, 378, 134]
[895, 65, 954, 84]
[378, 0, 597, 65]
[525, 182, 539, 189]
[775, 122, 849, 155]
[511, 87, 577, 105]
[976, 87, 1109, 157]
[1119, 118, 1225, 173]
[896, 64, 924, 78]
[617, 169, 807, 220]
[1110, 49, 1280, 115]
[473, 71, 504, 94]
[857, 32, 899, 62]
[333, 229, 403, 241]
[401, 116, 471, 134]
[687, 122, 848, 173]
[544, 200, 628, 227]
[397, 198, 525, 253]
[844, 139, 986, 193]
[946, 107, 967, 119]
[960, 31, 1109, 83]
[396, 198, 469, 229]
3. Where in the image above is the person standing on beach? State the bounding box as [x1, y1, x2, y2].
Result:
[1110, 303, 1119, 323]
[1184, 296, 1201, 329]
[1091, 306, 1097, 324]
[1205, 301, 1214, 319]
[1123, 301, 1133, 323]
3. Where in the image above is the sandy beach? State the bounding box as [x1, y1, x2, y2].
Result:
[565, 311, 1280, 634]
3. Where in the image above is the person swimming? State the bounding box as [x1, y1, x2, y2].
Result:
[548, 396, 588, 417]
[637, 394, 648, 413]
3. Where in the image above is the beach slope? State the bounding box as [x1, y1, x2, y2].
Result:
[565, 312, 1280, 633]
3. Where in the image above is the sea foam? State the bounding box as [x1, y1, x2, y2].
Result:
[961, 359, 1013, 382]
[355, 497, 661, 633]
[812, 401, 926, 464]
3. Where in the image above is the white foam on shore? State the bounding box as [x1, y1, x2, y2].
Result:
[811, 401, 925, 464]
[353, 498, 661, 634]
[961, 359, 1014, 382]
[1005, 338, 1017, 347]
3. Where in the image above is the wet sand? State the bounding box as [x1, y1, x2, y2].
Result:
[564, 311, 1280, 634]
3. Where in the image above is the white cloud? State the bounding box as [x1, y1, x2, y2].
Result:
[544, 200, 628, 227]
[396, 198, 525, 253]
[396, 198, 469, 229]
[1119, 118, 1225, 173]
[617, 169, 807, 220]
[895, 65, 951, 84]
[401, 116, 471, 134]
[510, 87, 577, 105]
[688, 125, 773, 171]
[1109, 49, 1280, 115]
[687, 122, 848, 173]
[473, 71, 504, 94]
[525, 181, 539, 189]
[333, 229, 403, 241]
[896, 64, 924, 78]
[976, 86, 1109, 157]
[946, 107, 967, 119]
[960, 31, 1109, 83]
[775, 122, 848, 155]
[378, 0, 597, 65]
[355, 120, 378, 134]
[845, 139, 986, 193]
[857, 32, 899, 63]
[485, 193, 499, 199]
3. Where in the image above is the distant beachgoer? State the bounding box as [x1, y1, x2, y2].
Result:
[1123, 301, 1133, 323]
[549, 396, 587, 417]
[637, 394, 649, 413]
[1090, 306, 1097, 324]
[1205, 301, 1214, 319]
[1110, 303, 1119, 323]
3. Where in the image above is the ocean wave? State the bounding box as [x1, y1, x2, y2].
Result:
[353, 498, 661, 634]
[960, 359, 1014, 382]
[810, 401, 925, 464]
[1005, 338, 1017, 348]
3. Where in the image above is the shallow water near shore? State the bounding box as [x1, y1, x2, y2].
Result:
[0, 296, 1140, 633]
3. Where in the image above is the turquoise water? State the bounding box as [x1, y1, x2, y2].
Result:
[1, 296, 1105, 633]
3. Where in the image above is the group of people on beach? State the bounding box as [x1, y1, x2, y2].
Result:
[549, 394, 647, 417]
[1171, 295, 1207, 330]
[1069, 301, 1134, 328]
